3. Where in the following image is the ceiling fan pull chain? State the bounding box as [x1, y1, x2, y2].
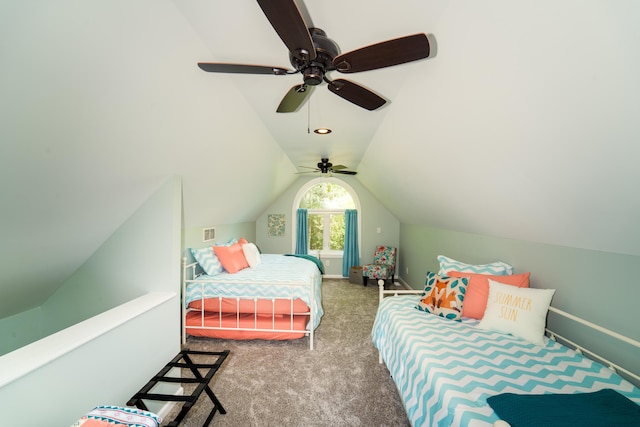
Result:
[307, 99, 311, 134]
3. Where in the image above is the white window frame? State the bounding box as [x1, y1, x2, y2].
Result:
[308, 209, 346, 255]
[292, 177, 361, 259]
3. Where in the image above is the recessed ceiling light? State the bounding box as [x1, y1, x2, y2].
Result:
[314, 128, 332, 135]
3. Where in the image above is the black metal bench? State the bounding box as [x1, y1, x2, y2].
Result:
[127, 349, 229, 427]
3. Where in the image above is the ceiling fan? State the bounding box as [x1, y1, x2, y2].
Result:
[197, 0, 431, 113]
[298, 158, 357, 175]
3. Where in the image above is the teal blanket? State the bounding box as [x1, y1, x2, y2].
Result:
[487, 389, 640, 426]
[284, 254, 324, 274]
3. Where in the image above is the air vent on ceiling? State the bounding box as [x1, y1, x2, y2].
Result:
[203, 227, 216, 242]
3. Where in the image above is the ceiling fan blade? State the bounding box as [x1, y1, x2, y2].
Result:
[331, 164, 348, 170]
[277, 84, 313, 113]
[257, 0, 317, 61]
[327, 79, 386, 111]
[198, 63, 291, 75]
[333, 33, 430, 73]
[332, 169, 357, 175]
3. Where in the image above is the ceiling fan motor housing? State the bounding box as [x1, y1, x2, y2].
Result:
[318, 158, 332, 173]
[290, 28, 340, 86]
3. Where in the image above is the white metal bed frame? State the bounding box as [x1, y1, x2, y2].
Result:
[376, 280, 640, 384]
[182, 258, 316, 350]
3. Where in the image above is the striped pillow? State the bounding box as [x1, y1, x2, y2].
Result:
[437, 255, 513, 276]
[86, 405, 161, 427]
[190, 247, 223, 276]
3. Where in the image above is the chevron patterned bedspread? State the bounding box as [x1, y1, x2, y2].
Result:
[186, 254, 323, 329]
[371, 295, 640, 427]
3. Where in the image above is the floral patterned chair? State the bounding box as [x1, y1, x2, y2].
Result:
[362, 246, 397, 286]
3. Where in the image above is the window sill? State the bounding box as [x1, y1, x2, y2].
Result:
[312, 251, 343, 259]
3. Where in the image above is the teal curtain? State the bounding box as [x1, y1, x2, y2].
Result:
[295, 208, 308, 255]
[342, 209, 359, 276]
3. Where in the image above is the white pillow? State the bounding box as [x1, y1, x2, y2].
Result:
[242, 243, 261, 268]
[477, 280, 556, 345]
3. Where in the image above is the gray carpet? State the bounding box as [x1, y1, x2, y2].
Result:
[165, 278, 410, 427]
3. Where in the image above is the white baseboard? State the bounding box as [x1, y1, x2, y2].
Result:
[323, 274, 346, 279]
[322, 274, 413, 290]
[396, 277, 413, 290]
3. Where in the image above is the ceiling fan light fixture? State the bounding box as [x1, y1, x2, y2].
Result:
[314, 128, 332, 135]
[303, 66, 324, 86]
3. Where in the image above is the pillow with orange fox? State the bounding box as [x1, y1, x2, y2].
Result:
[415, 272, 469, 321]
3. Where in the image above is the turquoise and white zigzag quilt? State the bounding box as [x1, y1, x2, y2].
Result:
[371, 295, 640, 426]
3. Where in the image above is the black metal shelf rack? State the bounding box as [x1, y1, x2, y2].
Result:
[127, 349, 229, 427]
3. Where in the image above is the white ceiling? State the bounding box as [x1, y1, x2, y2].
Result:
[1, 0, 640, 320]
[174, 0, 640, 254]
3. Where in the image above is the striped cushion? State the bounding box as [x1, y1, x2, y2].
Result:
[437, 255, 513, 276]
[190, 247, 223, 276]
[86, 405, 161, 427]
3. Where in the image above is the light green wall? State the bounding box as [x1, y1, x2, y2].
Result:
[0, 295, 177, 426]
[0, 176, 182, 423]
[182, 222, 256, 265]
[399, 223, 640, 378]
[183, 222, 256, 252]
[255, 176, 400, 277]
[39, 176, 183, 336]
[0, 176, 184, 354]
[0, 308, 43, 355]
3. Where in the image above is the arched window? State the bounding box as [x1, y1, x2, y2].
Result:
[293, 178, 361, 257]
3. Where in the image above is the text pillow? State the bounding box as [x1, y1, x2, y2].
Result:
[213, 242, 249, 274]
[415, 272, 469, 321]
[477, 280, 556, 345]
[448, 271, 531, 319]
[437, 255, 514, 276]
[242, 243, 261, 268]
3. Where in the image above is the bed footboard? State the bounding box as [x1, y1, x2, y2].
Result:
[377, 279, 423, 363]
[182, 258, 316, 350]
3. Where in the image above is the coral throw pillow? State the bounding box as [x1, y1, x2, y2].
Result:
[213, 241, 249, 274]
[448, 271, 531, 319]
[415, 272, 469, 321]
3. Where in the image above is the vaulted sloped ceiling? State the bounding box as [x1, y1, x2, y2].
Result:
[176, 0, 640, 255]
[356, 1, 640, 256]
[1, 0, 640, 321]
